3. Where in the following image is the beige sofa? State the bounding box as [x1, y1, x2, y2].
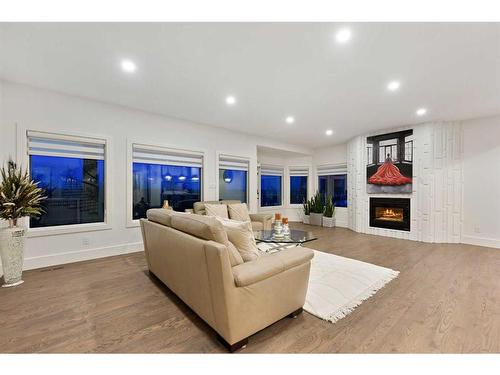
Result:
[140, 209, 314, 352]
[192, 200, 273, 231]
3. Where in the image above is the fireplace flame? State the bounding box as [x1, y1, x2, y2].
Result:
[377, 207, 404, 221]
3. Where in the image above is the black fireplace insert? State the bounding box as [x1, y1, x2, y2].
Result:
[369, 197, 410, 231]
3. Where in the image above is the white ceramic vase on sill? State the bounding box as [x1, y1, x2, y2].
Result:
[322, 216, 336, 228]
[303, 215, 310, 224]
[309, 213, 323, 226]
[0, 226, 26, 287]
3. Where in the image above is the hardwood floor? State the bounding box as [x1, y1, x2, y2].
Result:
[1, 223, 499, 353]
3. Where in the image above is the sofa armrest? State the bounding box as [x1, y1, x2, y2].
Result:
[249, 213, 273, 230]
[232, 247, 314, 287]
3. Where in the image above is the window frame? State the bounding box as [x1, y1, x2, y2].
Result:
[126, 139, 206, 227]
[17, 126, 112, 237]
[288, 166, 309, 207]
[259, 164, 284, 209]
[216, 153, 250, 204]
[316, 163, 348, 208]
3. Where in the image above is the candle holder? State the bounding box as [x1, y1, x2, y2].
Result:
[282, 217, 290, 235]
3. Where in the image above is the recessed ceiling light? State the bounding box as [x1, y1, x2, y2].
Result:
[121, 59, 137, 73]
[285, 116, 295, 124]
[387, 81, 401, 91]
[416, 108, 427, 116]
[335, 28, 352, 44]
[225, 96, 236, 105]
[325, 129, 334, 136]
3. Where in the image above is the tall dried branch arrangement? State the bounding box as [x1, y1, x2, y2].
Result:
[0, 159, 46, 227]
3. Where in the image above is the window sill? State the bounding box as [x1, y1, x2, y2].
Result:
[127, 220, 141, 228]
[259, 205, 284, 210]
[27, 222, 112, 238]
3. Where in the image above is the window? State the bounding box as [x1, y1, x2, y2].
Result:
[27, 131, 106, 228]
[289, 166, 309, 205]
[260, 165, 283, 207]
[317, 164, 348, 208]
[378, 139, 398, 163]
[218, 155, 249, 203]
[367, 144, 373, 165]
[404, 136, 413, 162]
[318, 175, 347, 208]
[132, 144, 203, 218]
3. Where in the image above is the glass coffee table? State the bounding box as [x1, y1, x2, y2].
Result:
[254, 229, 317, 252]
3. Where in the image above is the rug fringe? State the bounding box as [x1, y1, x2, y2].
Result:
[320, 270, 400, 323]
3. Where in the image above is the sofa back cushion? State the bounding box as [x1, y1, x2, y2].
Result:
[170, 213, 243, 266]
[193, 200, 221, 215]
[220, 200, 241, 205]
[216, 218, 261, 262]
[205, 203, 229, 219]
[146, 208, 183, 227]
[227, 203, 251, 222]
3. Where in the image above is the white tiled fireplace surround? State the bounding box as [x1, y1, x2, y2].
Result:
[348, 122, 464, 243]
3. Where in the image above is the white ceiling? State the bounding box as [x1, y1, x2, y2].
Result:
[1, 23, 499, 148]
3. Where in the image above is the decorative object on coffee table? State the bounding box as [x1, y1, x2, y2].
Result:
[0, 159, 46, 287]
[322, 196, 336, 228]
[281, 217, 290, 235]
[273, 213, 284, 236]
[309, 191, 324, 226]
[254, 229, 317, 252]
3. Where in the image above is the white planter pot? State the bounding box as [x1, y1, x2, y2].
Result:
[0, 226, 26, 287]
[322, 216, 336, 228]
[309, 213, 323, 226]
[303, 215, 310, 224]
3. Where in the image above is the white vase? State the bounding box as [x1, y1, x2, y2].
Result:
[322, 216, 336, 228]
[309, 213, 323, 226]
[303, 215, 310, 224]
[0, 226, 26, 287]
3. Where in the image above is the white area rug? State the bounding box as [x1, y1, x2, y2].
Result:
[258, 244, 399, 323]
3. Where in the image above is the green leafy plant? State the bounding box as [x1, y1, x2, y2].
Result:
[324, 195, 335, 218]
[302, 198, 311, 215]
[0, 159, 46, 227]
[309, 190, 324, 214]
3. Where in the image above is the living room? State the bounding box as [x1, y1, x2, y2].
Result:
[1, 1, 500, 373]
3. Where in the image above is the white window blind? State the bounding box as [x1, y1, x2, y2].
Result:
[289, 166, 309, 176]
[219, 155, 249, 171]
[132, 143, 203, 168]
[316, 163, 347, 176]
[27, 131, 105, 160]
[260, 164, 284, 176]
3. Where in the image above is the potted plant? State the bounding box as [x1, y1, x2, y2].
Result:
[322, 196, 336, 228]
[302, 198, 310, 224]
[0, 159, 45, 287]
[309, 190, 324, 226]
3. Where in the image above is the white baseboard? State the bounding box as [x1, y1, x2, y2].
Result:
[461, 235, 500, 249]
[0, 242, 144, 276]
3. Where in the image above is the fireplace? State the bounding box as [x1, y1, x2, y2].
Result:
[370, 197, 410, 231]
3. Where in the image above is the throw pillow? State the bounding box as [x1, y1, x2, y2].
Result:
[226, 241, 244, 267]
[216, 217, 260, 262]
[227, 203, 251, 222]
[170, 213, 242, 266]
[205, 203, 229, 219]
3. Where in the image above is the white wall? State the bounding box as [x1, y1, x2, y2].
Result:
[0, 80, 312, 271]
[313, 143, 347, 166]
[462, 115, 500, 248]
[312, 143, 348, 227]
